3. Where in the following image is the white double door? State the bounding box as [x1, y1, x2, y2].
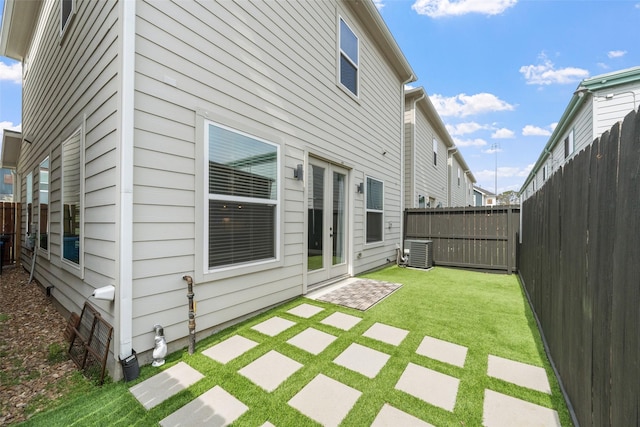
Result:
[307, 158, 349, 286]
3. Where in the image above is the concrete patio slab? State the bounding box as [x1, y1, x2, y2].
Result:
[286, 303, 324, 318]
[129, 362, 204, 410]
[159, 385, 248, 427]
[483, 389, 561, 427]
[202, 335, 259, 364]
[333, 343, 390, 378]
[238, 350, 303, 392]
[395, 362, 459, 412]
[416, 336, 468, 368]
[287, 327, 337, 355]
[288, 374, 362, 426]
[320, 311, 362, 331]
[371, 404, 436, 427]
[251, 316, 296, 337]
[363, 322, 409, 346]
[487, 355, 551, 394]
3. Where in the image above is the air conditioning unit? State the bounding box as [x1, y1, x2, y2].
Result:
[404, 239, 433, 269]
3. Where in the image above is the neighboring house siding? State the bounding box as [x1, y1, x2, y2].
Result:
[592, 84, 640, 138]
[131, 0, 406, 349]
[403, 107, 413, 208]
[20, 1, 120, 323]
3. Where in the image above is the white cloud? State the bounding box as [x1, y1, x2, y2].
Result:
[491, 128, 514, 139]
[597, 62, 610, 70]
[0, 61, 22, 84]
[483, 146, 503, 154]
[373, 0, 385, 10]
[430, 93, 515, 117]
[0, 121, 21, 132]
[474, 164, 532, 180]
[447, 122, 488, 136]
[519, 55, 589, 85]
[454, 137, 487, 147]
[405, 84, 417, 91]
[412, 0, 517, 18]
[550, 122, 558, 131]
[607, 50, 627, 59]
[522, 124, 552, 136]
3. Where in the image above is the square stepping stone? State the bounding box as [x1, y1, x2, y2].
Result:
[483, 389, 561, 427]
[487, 355, 551, 394]
[251, 316, 296, 337]
[320, 311, 362, 331]
[416, 336, 468, 368]
[130, 362, 204, 410]
[202, 335, 259, 364]
[395, 362, 459, 412]
[287, 327, 337, 355]
[363, 322, 409, 346]
[333, 343, 390, 378]
[159, 385, 248, 427]
[372, 404, 435, 427]
[238, 350, 303, 392]
[287, 303, 324, 318]
[288, 374, 361, 426]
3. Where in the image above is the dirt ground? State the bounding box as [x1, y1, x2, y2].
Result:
[0, 266, 77, 425]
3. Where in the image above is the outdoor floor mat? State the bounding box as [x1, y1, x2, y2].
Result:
[316, 279, 402, 310]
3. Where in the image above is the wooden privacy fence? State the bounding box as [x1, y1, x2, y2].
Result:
[519, 108, 640, 426]
[404, 206, 520, 273]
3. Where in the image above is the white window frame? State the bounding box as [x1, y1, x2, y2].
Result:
[203, 120, 281, 274]
[564, 128, 575, 159]
[38, 155, 50, 257]
[61, 127, 84, 276]
[432, 138, 438, 167]
[26, 171, 33, 248]
[60, 0, 75, 38]
[457, 167, 461, 186]
[338, 16, 359, 98]
[365, 176, 384, 244]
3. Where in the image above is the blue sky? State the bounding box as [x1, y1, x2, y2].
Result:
[1, 0, 639, 194]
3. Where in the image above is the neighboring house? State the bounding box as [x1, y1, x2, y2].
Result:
[520, 66, 640, 200]
[0, 0, 415, 378]
[404, 87, 476, 208]
[473, 185, 496, 207]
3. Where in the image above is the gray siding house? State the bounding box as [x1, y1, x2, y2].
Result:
[520, 66, 640, 200]
[404, 87, 475, 208]
[1, 0, 415, 378]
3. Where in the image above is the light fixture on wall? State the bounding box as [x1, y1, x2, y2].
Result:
[356, 182, 364, 194]
[293, 164, 303, 180]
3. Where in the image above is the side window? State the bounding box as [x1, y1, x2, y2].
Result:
[39, 157, 50, 252]
[366, 177, 383, 243]
[26, 172, 33, 247]
[457, 167, 461, 186]
[60, 0, 75, 36]
[564, 128, 575, 159]
[432, 139, 437, 166]
[206, 121, 279, 270]
[62, 130, 82, 265]
[339, 17, 359, 97]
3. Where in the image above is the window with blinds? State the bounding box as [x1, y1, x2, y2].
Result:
[366, 177, 383, 243]
[206, 122, 279, 269]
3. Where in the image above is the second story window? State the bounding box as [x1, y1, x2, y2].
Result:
[339, 17, 359, 97]
[433, 139, 438, 166]
[564, 128, 575, 159]
[60, 0, 75, 36]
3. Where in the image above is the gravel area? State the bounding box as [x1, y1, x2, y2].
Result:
[0, 266, 77, 425]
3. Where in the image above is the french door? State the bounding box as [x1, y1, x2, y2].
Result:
[307, 159, 349, 286]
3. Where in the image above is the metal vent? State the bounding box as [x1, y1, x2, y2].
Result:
[405, 239, 433, 269]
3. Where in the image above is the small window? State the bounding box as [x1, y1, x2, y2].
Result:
[62, 130, 82, 265]
[542, 164, 548, 181]
[60, 0, 75, 36]
[564, 129, 575, 159]
[432, 139, 438, 166]
[39, 157, 50, 252]
[206, 122, 279, 269]
[533, 179, 537, 192]
[418, 194, 425, 208]
[366, 177, 383, 243]
[457, 167, 461, 186]
[339, 17, 359, 96]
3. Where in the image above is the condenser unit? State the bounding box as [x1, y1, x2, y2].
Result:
[404, 239, 433, 269]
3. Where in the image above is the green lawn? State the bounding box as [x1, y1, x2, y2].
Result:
[22, 266, 572, 426]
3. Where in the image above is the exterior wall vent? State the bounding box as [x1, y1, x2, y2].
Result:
[404, 239, 433, 269]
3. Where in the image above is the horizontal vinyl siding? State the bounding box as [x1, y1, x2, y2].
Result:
[132, 0, 405, 348]
[592, 84, 640, 138]
[414, 104, 448, 207]
[20, 1, 120, 324]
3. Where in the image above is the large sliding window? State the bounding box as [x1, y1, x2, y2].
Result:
[62, 130, 81, 265]
[39, 157, 49, 252]
[366, 177, 383, 243]
[206, 122, 279, 270]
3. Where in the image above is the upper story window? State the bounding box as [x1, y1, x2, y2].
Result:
[206, 121, 280, 270]
[564, 128, 575, 159]
[457, 167, 461, 186]
[542, 164, 548, 181]
[339, 17, 359, 97]
[432, 139, 438, 166]
[62, 129, 82, 265]
[60, 0, 75, 36]
[366, 177, 383, 243]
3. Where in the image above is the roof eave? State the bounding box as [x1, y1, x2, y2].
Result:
[0, 0, 43, 61]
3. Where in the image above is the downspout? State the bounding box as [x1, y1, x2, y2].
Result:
[411, 92, 426, 208]
[400, 75, 417, 253]
[447, 147, 457, 207]
[118, 0, 135, 361]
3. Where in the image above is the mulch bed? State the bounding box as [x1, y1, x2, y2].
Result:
[0, 266, 77, 426]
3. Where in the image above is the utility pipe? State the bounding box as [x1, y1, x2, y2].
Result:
[182, 275, 196, 354]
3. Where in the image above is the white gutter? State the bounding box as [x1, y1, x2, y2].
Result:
[118, 0, 135, 360]
[411, 91, 425, 208]
[399, 75, 417, 250]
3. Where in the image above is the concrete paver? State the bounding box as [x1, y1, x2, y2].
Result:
[395, 362, 459, 412]
[238, 350, 303, 392]
[129, 362, 204, 410]
[483, 389, 561, 427]
[320, 311, 362, 330]
[363, 322, 409, 346]
[287, 327, 337, 355]
[287, 303, 324, 318]
[159, 385, 248, 427]
[371, 404, 436, 427]
[487, 355, 551, 394]
[288, 373, 362, 426]
[251, 316, 296, 337]
[416, 336, 468, 368]
[202, 335, 258, 364]
[333, 343, 390, 378]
